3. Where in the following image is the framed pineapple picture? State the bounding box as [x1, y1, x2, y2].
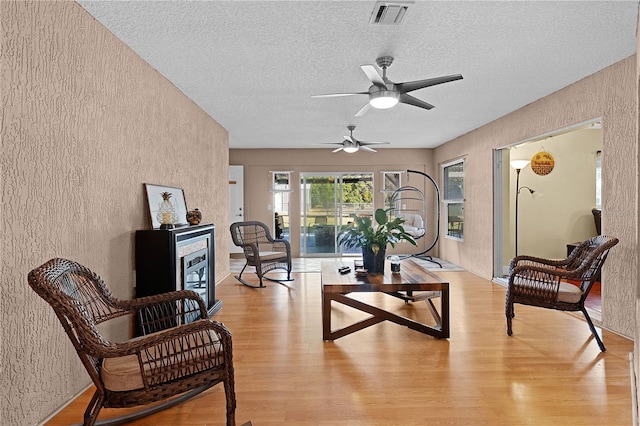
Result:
[144, 183, 189, 229]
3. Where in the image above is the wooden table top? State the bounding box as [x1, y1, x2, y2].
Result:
[321, 258, 448, 293]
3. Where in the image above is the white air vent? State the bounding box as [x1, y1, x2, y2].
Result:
[370, 1, 413, 25]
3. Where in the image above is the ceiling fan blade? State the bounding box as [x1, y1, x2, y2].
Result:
[359, 145, 377, 153]
[396, 74, 463, 94]
[399, 93, 435, 110]
[358, 141, 390, 146]
[332, 147, 344, 153]
[311, 92, 368, 98]
[312, 142, 344, 146]
[355, 102, 372, 117]
[360, 65, 387, 88]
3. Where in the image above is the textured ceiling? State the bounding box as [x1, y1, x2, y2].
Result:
[78, 1, 639, 150]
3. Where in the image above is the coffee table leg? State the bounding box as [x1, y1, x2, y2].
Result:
[322, 289, 332, 340]
[441, 286, 450, 338]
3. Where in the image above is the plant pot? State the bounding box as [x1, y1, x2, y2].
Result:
[362, 246, 386, 274]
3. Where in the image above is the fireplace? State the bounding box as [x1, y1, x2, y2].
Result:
[182, 248, 208, 302]
[135, 224, 221, 335]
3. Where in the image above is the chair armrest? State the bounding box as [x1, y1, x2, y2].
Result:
[116, 290, 208, 335]
[244, 240, 290, 256]
[257, 226, 290, 248]
[508, 262, 588, 302]
[511, 261, 588, 280]
[269, 239, 291, 254]
[94, 320, 233, 389]
[136, 319, 233, 388]
[117, 290, 206, 312]
[91, 319, 231, 359]
[508, 255, 569, 272]
[508, 263, 564, 300]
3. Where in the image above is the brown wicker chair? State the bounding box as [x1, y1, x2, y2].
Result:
[505, 235, 618, 352]
[230, 221, 293, 288]
[27, 258, 236, 426]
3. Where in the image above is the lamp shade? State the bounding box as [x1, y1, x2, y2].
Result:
[531, 191, 543, 199]
[343, 146, 359, 153]
[510, 160, 530, 170]
[369, 91, 400, 109]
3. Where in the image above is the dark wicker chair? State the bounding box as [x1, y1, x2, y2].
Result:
[505, 235, 618, 352]
[230, 221, 293, 288]
[27, 258, 236, 426]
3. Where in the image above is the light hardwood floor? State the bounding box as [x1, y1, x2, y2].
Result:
[48, 265, 633, 425]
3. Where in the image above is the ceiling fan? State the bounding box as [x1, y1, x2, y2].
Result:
[315, 125, 389, 153]
[312, 56, 463, 116]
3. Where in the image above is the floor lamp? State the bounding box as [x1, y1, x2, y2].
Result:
[511, 160, 532, 257]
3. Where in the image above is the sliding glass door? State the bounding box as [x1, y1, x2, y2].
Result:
[300, 174, 337, 255]
[300, 173, 373, 256]
[339, 173, 374, 254]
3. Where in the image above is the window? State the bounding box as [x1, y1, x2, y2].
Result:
[272, 172, 290, 191]
[381, 171, 402, 208]
[442, 160, 464, 239]
[271, 171, 291, 241]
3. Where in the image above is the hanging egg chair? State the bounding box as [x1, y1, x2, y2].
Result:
[389, 170, 441, 267]
[390, 186, 426, 240]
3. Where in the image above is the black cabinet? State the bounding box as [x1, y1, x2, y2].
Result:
[135, 224, 221, 320]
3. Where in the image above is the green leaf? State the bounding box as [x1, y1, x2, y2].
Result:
[336, 207, 417, 251]
[374, 208, 388, 226]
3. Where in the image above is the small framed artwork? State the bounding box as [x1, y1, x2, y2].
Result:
[144, 183, 189, 229]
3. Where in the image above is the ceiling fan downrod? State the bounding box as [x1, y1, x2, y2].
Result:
[376, 56, 394, 80]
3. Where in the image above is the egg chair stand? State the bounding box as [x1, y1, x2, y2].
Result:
[390, 169, 441, 268]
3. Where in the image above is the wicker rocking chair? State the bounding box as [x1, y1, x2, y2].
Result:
[28, 258, 236, 426]
[230, 221, 293, 288]
[505, 235, 618, 352]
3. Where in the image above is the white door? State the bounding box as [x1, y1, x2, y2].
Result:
[229, 165, 244, 254]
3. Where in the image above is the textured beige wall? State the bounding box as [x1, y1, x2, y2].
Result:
[229, 149, 435, 257]
[0, 2, 229, 424]
[435, 56, 636, 337]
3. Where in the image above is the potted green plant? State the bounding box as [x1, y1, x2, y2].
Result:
[337, 208, 417, 273]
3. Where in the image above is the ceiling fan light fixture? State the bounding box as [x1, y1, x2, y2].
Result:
[369, 91, 399, 109]
[343, 146, 359, 153]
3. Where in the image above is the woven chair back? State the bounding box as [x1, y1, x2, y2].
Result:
[27, 258, 129, 384]
[568, 236, 618, 292]
[230, 221, 271, 246]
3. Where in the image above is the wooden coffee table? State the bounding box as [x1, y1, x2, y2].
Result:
[321, 259, 450, 341]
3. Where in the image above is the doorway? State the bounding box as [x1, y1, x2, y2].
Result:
[300, 172, 374, 256]
[271, 171, 291, 241]
[228, 165, 244, 254]
[493, 121, 603, 313]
